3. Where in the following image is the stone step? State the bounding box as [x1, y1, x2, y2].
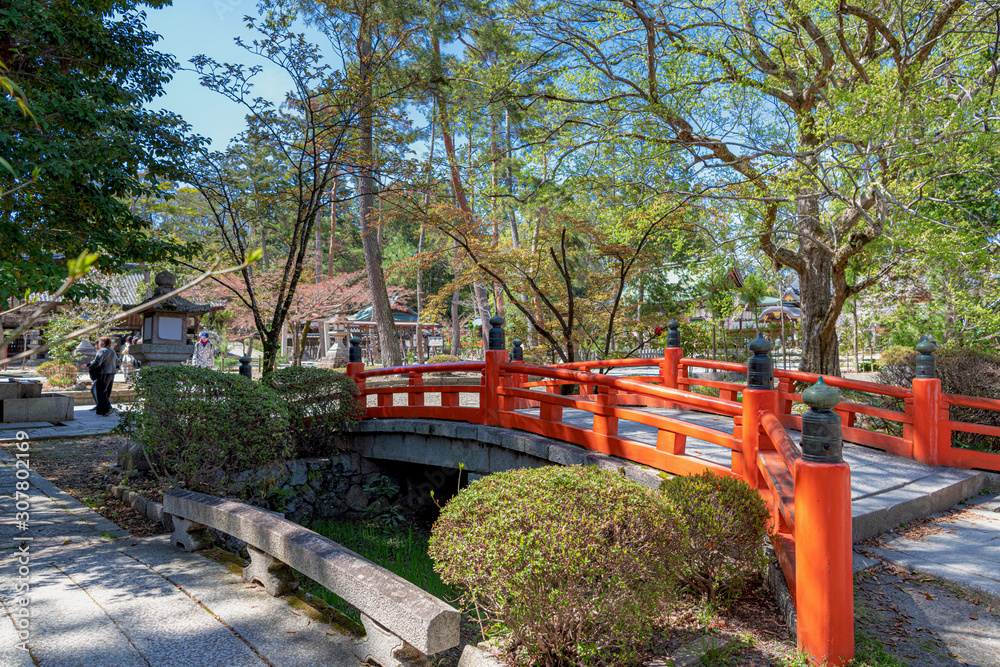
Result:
[851, 469, 989, 543]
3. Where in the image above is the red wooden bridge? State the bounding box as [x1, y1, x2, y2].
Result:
[345, 320, 1000, 666]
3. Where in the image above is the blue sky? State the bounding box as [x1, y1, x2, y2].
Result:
[144, 0, 308, 148]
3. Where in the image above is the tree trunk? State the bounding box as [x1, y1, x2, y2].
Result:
[797, 228, 840, 375]
[260, 225, 269, 271]
[853, 302, 860, 373]
[490, 112, 505, 319]
[295, 320, 311, 365]
[358, 27, 402, 367]
[327, 177, 338, 277]
[416, 100, 437, 365]
[314, 222, 323, 283]
[261, 329, 280, 374]
[433, 44, 490, 349]
[450, 275, 461, 356]
[505, 108, 519, 247]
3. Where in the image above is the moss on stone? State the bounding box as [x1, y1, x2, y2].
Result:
[202, 547, 248, 576]
[288, 591, 364, 636]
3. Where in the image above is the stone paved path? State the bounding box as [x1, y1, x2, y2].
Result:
[0, 405, 123, 442]
[865, 491, 1000, 608]
[0, 445, 360, 666]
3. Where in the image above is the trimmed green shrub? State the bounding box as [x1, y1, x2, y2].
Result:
[262, 366, 364, 456]
[38, 361, 78, 386]
[117, 365, 292, 490]
[425, 354, 460, 365]
[660, 471, 771, 602]
[875, 346, 1000, 451]
[424, 354, 461, 376]
[429, 466, 679, 667]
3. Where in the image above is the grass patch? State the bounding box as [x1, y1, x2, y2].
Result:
[301, 517, 458, 624]
[851, 632, 908, 667]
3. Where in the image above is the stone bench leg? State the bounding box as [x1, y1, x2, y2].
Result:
[354, 613, 430, 667]
[242, 545, 299, 596]
[168, 515, 213, 552]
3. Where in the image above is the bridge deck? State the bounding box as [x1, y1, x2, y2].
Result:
[518, 403, 964, 504]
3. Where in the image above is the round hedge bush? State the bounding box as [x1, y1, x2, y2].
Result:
[660, 471, 771, 601]
[261, 366, 364, 456]
[117, 365, 292, 490]
[38, 361, 78, 386]
[425, 354, 460, 365]
[429, 466, 679, 667]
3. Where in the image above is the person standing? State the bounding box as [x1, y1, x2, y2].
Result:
[88, 336, 119, 416]
[191, 332, 216, 369]
[121, 336, 137, 380]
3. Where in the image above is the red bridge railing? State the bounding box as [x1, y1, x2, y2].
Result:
[342, 322, 996, 665]
[344, 320, 869, 665]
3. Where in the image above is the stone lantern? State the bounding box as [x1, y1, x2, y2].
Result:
[126, 271, 212, 367]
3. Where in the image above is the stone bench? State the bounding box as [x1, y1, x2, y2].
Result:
[163, 489, 460, 667]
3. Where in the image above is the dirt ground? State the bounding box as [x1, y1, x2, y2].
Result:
[1, 433, 165, 537]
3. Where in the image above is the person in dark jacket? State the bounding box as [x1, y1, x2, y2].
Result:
[88, 336, 119, 416]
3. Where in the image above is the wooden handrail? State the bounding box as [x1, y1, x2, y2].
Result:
[679, 358, 748, 373]
[944, 392, 1000, 411]
[358, 362, 484, 379]
[775, 368, 911, 399]
[761, 410, 802, 474]
[547, 358, 663, 370]
[499, 362, 742, 417]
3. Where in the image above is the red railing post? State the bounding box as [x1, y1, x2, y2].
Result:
[739, 334, 778, 485]
[795, 378, 854, 666]
[506, 338, 527, 411]
[912, 335, 943, 466]
[408, 371, 424, 407]
[482, 316, 506, 426]
[661, 318, 684, 410]
[593, 384, 619, 436]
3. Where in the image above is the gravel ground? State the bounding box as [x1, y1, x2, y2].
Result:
[854, 562, 1000, 666]
[0, 433, 164, 536]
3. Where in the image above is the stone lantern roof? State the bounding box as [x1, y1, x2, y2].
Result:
[124, 271, 212, 314]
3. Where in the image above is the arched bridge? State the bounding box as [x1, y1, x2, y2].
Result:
[344, 321, 1000, 667]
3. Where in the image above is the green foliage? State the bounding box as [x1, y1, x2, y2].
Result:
[425, 354, 460, 365]
[429, 466, 679, 667]
[0, 0, 202, 301]
[117, 365, 292, 490]
[851, 632, 908, 667]
[303, 518, 456, 625]
[44, 305, 120, 365]
[262, 366, 364, 456]
[660, 472, 772, 602]
[680, 320, 760, 364]
[875, 346, 1000, 452]
[37, 361, 78, 387]
[424, 353, 461, 375]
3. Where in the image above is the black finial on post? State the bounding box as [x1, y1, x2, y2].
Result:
[488, 315, 506, 351]
[349, 336, 362, 363]
[511, 338, 523, 361]
[800, 377, 843, 462]
[238, 354, 253, 378]
[746, 333, 773, 389]
[666, 319, 681, 348]
[915, 335, 937, 379]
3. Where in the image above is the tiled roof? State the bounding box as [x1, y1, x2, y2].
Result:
[29, 268, 145, 305]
